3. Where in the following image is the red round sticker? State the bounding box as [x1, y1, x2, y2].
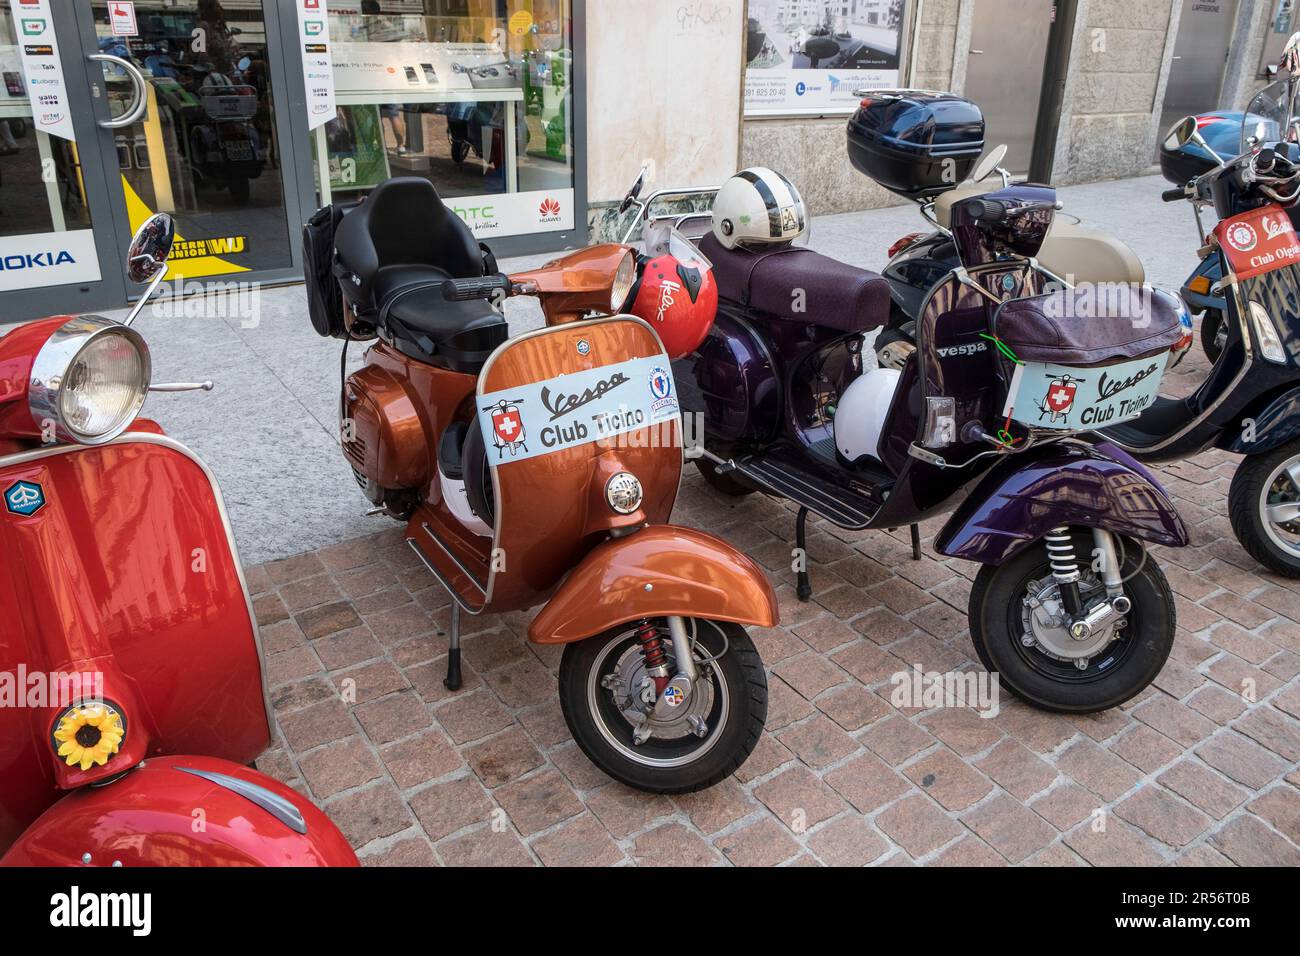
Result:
[1225, 221, 1258, 252]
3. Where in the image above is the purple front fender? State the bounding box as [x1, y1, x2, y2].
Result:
[935, 441, 1189, 565]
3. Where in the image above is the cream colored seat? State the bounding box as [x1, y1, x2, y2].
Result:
[933, 186, 1146, 286]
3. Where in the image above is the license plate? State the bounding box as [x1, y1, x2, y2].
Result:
[224, 142, 253, 161]
[1003, 353, 1169, 430]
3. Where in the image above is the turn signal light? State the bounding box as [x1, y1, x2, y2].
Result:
[1187, 275, 1212, 295]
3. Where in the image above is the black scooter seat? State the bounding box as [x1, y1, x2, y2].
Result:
[374, 265, 507, 371]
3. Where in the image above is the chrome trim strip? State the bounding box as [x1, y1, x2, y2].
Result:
[176, 766, 307, 834]
[405, 537, 486, 615]
[0, 434, 275, 744]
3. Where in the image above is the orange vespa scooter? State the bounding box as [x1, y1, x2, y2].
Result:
[317, 178, 776, 793]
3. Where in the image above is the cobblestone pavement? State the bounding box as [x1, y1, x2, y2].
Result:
[244, 377, 1300, 863]
[247, 348, 1300, 866]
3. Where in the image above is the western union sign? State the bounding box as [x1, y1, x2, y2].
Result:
[169, 236, 249, 261]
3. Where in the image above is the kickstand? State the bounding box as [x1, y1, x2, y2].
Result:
[796, 507, 812, 602]
[910, 524, 922, 561]
[444, 602, 463, 691]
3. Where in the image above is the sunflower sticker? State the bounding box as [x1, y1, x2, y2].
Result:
[52, 702, 126, 771]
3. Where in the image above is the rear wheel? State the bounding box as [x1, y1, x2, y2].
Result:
[558, 619, 766, 793]
[968, 530, 1175, 713]
[1228, 440, 1300, 577]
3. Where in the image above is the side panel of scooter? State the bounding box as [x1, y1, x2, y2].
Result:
[0, 437, 269, 849]
[675, 305, 781, 445]
[1, 756, 358, 867]
[1219, 383, 1300, 454]
[933, 442, 1189, 564]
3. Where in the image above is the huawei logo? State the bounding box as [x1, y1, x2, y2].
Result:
[539, 198, 561, 218]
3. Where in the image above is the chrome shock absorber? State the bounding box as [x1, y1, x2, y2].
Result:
[1044, 526, 1084, 618]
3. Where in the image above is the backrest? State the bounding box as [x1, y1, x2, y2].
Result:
[698, 232, 890, 334]
[334, 177, 484, 308]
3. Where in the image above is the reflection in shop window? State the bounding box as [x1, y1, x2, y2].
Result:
[94, 0, 293, 280]
[313, 1, 576, 242]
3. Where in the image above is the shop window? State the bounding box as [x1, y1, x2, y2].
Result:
[312, 1, 576, 241]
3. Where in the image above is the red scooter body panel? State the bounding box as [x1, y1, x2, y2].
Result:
[1, 755, 358, 867]
[0, 435, 270, 851]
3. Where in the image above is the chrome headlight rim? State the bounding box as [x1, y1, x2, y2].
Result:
[29, 316, 152, 447]
[605, 471, 644, 515]
[611, 250, 637, 313]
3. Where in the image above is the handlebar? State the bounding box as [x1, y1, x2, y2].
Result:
[966, 198, 1064, 223]
[1161, 187, 1186, 202]
[441, 274, 513, 302]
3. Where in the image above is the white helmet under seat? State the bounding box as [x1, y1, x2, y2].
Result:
[712, 167, 809, 250]
[834, 367, 901, 466]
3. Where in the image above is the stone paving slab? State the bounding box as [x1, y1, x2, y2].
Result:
[246, 341, 1300, 865]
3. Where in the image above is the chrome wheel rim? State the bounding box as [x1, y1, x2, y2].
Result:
[585, 621, 729, 769]
[1260, 453, 1300, 558]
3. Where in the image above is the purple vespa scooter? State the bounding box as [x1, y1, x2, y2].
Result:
[621, 172, 1191, 714]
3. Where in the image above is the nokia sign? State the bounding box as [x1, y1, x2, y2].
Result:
[0, 249, 76, 271]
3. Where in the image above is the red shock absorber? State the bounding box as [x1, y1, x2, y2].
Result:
[635, 620, 672, 695]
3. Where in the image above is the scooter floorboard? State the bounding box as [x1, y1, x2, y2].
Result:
[732, 451, 883, 530]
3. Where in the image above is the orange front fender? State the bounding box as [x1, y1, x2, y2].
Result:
[528, 525, 778, 645]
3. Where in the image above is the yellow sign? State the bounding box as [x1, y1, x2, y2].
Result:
[509, 10, 534, 36]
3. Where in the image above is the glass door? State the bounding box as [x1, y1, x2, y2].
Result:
[74, 0, 302, 294]
[0, 1, 127, 321]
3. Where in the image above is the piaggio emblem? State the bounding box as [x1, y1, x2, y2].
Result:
[4, 479, 45, 516]
[485, 399, 528, 458]
[1040, 374, 1082, 423]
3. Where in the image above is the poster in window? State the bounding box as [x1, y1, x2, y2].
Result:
[744, 0, 908, 116]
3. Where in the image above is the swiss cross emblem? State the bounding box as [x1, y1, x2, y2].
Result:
[1040, 374, 1082, 423]
[486, 400, 528, 458]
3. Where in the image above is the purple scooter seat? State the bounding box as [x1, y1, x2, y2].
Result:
[993, 286, 1183, 366]
[699, 232, 891, 333]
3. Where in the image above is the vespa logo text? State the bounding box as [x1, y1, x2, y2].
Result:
[50, 887, 151, 937]
[936, 342, 988, 358]
[540, 371, 630, 422]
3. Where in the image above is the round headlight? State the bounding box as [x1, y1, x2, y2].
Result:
[30, 317, 151, 446]
[605, 471, 644, 515]
[611, 251, 637, 313]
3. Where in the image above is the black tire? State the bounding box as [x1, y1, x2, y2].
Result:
[1200, 309, 1225, 365]
[1228, 440, 1300, 577]
[968, 531, 1176, 713]
[227, 176, 251, 204]
[693, 457, 755, 497]
[558, 620, 766, 794]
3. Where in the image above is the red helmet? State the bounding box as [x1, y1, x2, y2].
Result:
[626, 226, 718, 359]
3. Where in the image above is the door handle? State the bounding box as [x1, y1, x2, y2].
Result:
[87, 53, 148, 128]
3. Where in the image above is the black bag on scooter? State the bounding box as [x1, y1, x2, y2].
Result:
[303, 203, 349, 339]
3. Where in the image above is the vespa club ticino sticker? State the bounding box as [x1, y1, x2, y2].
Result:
[478, 354, 679, 465]
[1002, 354, 1169, 430]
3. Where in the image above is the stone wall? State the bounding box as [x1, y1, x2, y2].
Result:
[1050, 0, 1178, 185]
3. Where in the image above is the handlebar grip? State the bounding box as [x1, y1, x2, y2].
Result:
[1161, 187, 1186, 202]
[441, 274, 512, 302]
[967, 198, 1007, 222]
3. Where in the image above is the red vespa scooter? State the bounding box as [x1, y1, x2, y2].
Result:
[0, 215, 357, 867]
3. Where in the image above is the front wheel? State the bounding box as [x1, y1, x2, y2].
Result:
[1200, 308, 1226, 365]
[968, 531, 1175, 713]
[1228, 440, 1300, 576]
[558, 619, 767, 794]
